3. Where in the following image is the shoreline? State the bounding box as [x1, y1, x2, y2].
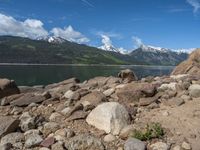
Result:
[0, 63, 175, 68]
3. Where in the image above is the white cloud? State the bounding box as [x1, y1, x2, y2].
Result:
[186, 0, 200, 13]
[132, 36, 144, 48]
[0, 13, 48, 39]
[101, 34, 113, 48]
[51, 25, 90, 43]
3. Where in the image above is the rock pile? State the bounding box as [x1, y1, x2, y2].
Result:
[0, 66, 200, 149]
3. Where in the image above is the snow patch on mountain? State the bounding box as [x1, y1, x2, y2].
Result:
[98, 35, 129, 54]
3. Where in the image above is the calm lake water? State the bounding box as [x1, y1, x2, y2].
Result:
[0, 65, 174, 86]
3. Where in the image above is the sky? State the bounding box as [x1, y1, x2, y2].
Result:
[0, 0, 200, 51]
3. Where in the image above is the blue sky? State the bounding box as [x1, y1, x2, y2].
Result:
[0, 0, 200, 50]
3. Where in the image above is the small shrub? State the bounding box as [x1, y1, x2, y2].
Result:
[132, 122, 164, 141]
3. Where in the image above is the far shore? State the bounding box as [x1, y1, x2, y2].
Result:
[0, 63, 175, 68]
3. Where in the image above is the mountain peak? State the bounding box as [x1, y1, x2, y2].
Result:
[38, 36, 66, 44]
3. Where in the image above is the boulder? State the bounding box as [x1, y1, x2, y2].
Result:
[116, 83, 157, 104]
[171, 48, 200, 75]
[10, 93, 47, 106]
[86, 102, 130, 135]
[64, 134, 105, 150]
[0, 78, 20, 99]
[124, 138, 146, 150]
[80, 91, 107, 108]
[1, 94, 24, 106]
[0, 116, 20, 138]
[188, 84, 200, 98]
[118, 69, 137, 83]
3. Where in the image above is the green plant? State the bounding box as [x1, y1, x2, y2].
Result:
[132, 122, 164, 141]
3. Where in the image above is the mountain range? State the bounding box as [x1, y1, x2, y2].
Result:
[0, 35, 194, 65]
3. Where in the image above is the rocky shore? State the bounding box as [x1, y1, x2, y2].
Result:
[0, 49, 200, 150]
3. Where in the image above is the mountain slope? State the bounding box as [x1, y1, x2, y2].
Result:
[130, 45, 188, 65]
[0, 36, 128, 64]
[0, 36, 189, 65]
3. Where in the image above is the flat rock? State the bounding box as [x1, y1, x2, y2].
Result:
[65, 134, 105, 150]
[124, 138, 146, 150]
[0, 116, 20, 138]
[80, 91, 107, 107]
[86, 102, 130, 135]
[40, 137, 55, 148]
[116, 83, 157, 105]
[10, 93, 47, 106]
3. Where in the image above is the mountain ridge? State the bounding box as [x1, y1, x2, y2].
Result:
[0, 35, 191, 66]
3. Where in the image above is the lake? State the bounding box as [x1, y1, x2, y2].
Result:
[0, 65, 174, 86]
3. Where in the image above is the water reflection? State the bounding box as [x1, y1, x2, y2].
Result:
[0, 65, 174, 86]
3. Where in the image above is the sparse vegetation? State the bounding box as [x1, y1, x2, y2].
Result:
[132, 122, 164, 141]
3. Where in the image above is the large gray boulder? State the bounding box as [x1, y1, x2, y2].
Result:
[0, 78, 20, 99]
[86, 102, 130, 135]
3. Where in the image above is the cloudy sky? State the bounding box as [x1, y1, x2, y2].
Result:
[0, 0, 200, 50]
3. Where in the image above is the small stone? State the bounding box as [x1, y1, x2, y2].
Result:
[1, 132, 24, 145]
[25, 132, 43, 148]
[52, 142, 64, 150]
[40, 137, 55, 148]
[64, 90, 74, 99]
[181, 95, 191, 101]
[150, 142, 169, 150]
[0, 143, 12, 150]
[173, 145, 181, 150]
[124, 138, 146, 150]
[61, 107, 72, 115]
[181, 142, 191, 150]
[103, 134, 116, 142]
[189, 84, 200, 98]
[103, 88, 115, 97]
[162, 111, 169, 116]
[49, 112, 64, 122]
[42, 122, 60, 137]
[40, 148, 50, 150]
[0, 116, 20, 138]
[65, 134, 105, 150]
[119, 125, 134, 139]
[19, 112, 35, 132]
[10, 106, 23, 115]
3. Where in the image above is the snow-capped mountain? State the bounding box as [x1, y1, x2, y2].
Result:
[135, 44, 195, 54]
[38, 36, 66, 44]
[98, 35, 129, 54]
[98, 44, 129, 54]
